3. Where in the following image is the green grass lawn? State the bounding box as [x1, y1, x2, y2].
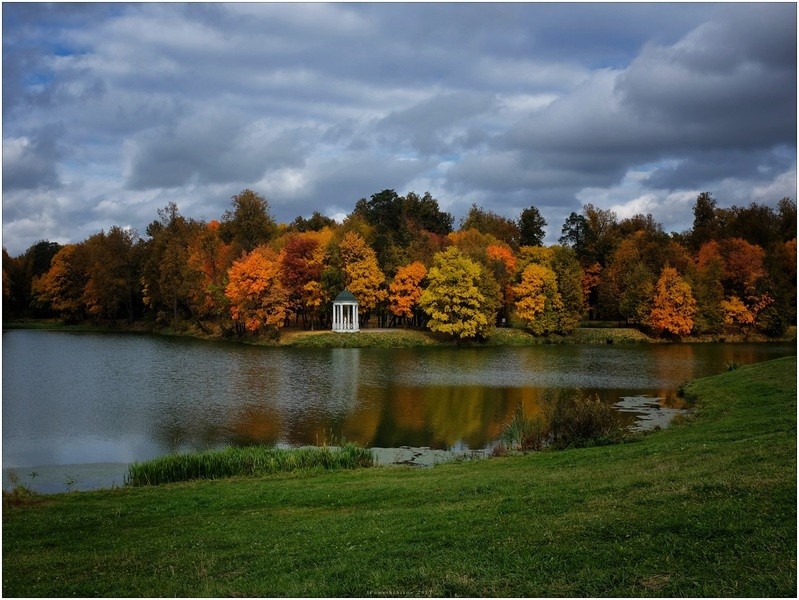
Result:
[3, 357, 796, 597]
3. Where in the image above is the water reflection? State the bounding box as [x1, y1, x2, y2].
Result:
[3, 331, 795, 475]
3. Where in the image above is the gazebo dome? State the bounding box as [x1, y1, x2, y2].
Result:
[334, 289, 357, 303]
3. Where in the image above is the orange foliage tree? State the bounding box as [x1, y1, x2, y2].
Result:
[186, 220, 236, 324]
[719, 238, 766, 295]
[278, 229, 332, 327]
[225, 246, 289, 336]
[649, 267, 697, 337]
[486, 244, 516, 324]
[581, 261, 602, 317]
[31, 244, 90, 321]
[388, 261, 427, 323]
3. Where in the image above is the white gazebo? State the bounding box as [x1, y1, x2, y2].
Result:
[332, 289, 359, 332]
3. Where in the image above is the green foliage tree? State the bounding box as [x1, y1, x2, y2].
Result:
[689, 192, 719, 251]
[559, 212, 591, 261]
[3, 240, 62, 318]
[777, 198, 797, 242]
[598, 237, 654, 324]
[290, 211, 336, 233]
[220, 189, 277, 254]
[140, 203, 202, 325]
[559, 205, 619, 268]
[690, 241, 726, 334]
[548, 245, 585, 333]
[83, 227, 140, 323]
[404, 191, 454, 235]
[518, 205, 547, 247]
[460, 204, 520, 249]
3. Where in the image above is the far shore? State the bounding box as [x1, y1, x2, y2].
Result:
[3, 318, 795, 348]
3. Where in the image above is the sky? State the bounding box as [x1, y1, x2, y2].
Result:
[2, 2, 796, 256]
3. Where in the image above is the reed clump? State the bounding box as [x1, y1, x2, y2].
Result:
[499, 390, 624, 452]
[126, 443, 374, 486]
[499, 406, 548, 450]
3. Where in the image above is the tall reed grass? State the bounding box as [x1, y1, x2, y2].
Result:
[126, 444, 373, 486]
[499, 390, 624, 452]
[498, 407, 548, 450]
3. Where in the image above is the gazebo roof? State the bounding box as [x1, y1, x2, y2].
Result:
[334, 289, 358, 303]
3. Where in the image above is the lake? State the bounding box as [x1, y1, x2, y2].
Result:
[2, 329, 795, 492]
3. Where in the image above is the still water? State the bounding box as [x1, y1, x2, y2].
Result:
[3, 330, 795, 492]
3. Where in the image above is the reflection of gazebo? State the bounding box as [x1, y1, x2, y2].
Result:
[332, 289, 359, 332]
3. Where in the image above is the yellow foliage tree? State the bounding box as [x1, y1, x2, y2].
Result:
[720, 293, 773, 332]
[649, 267, 697, 336]
[388, 261, 427, 320]
[338, 231, 386, 316]
[225, 246, 289, 336]
[513, 263, 563, 336]
[721, 295, 754, 327]
[419, 247, 492, 340]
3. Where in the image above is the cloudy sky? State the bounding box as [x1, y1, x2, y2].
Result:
[3, 2, 796, 255]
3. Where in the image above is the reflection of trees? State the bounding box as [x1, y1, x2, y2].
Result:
[494, 389, 543, 439]
[224, 402, 282, 447]
[422, 387, 487, 447]
[149, 350, 286, 454]
[651, 344, 698, 388]
[150, 408, 229, 454]
[362, 384, 553, 450]
[658, 390, 691, 410]
[341, 387, 383, 447]
[152, 417, 189, 454]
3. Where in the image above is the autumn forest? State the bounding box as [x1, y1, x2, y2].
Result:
[3, 189, 796, 341]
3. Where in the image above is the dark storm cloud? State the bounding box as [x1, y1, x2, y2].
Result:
[616, 8, 796, 150]
[124, 109, 315, 190]
[375, 92, 498, 157]
[644, 147, 796, 191]
[2, 3, 796, 254]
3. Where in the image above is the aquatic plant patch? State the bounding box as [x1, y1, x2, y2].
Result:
[126, 444, 374, 486]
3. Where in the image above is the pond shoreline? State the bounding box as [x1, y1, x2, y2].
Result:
[4, 318, 795, 348]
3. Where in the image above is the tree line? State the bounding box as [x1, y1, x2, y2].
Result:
[3, 189, 796, 340]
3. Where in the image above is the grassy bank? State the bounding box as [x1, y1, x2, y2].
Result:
[3, 357, 795, 596]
